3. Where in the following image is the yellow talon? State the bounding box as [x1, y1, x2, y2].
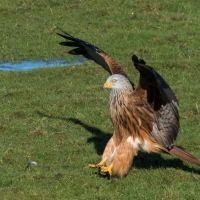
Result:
[88, 160, 105, 168]
[100, 163, 113, 176]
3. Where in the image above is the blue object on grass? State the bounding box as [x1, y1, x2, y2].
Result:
[0, 58, 86, 71]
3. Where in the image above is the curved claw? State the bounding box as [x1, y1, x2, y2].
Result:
[100, 163, 113, 176]
[88, 160, 105, 168]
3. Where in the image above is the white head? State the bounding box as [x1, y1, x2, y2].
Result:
[103, 74, 133, 91]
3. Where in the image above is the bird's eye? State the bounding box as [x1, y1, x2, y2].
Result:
[112, 79, 117, 83]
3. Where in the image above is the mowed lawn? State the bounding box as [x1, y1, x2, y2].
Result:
[0, 0, 200, 199]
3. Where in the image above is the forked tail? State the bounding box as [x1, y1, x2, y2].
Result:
[169, 145, 200, 166]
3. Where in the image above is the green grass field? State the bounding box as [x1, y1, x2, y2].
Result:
[0, 0, 200, 199]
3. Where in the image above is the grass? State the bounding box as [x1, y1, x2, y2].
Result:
[0, 0, 200, 199]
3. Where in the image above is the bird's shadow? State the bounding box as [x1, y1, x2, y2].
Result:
[37, 111, 200, 174]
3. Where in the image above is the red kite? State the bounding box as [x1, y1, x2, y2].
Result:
[58, 30, 200, 178]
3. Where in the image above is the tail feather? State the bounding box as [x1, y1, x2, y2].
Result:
[169, 145, 200, 166]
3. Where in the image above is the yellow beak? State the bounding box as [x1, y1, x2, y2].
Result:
[103, 82, 113, 89]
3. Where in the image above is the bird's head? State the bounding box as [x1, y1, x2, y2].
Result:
[103, 74, 133, 91]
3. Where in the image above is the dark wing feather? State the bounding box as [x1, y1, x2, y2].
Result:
[132, 55, 179, 149]
[59, 41, 81, 47]
[57, 29, 129, 79]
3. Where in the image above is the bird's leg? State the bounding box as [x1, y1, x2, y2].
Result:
[88, 160, 105, 168]
[100, 163, 113, 176]
[89, 135, 116, 170]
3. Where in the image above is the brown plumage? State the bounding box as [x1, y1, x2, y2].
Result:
[57, 29, 200, 178]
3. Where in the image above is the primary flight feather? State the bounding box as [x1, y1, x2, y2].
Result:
[58, 29, 200, 178]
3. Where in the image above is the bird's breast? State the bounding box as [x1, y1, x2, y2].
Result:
[109, 95, 139, 139]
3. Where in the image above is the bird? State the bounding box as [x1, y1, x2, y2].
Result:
[100, 73, 200, 177]
[57, 29, 200, 178]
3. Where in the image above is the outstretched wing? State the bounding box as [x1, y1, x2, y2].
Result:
[57, 29, 129, 79]
[132, 55, 179, 149]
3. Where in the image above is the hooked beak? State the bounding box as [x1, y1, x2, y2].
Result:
[103, 82, 113, 89]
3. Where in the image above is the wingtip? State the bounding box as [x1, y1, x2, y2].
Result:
[132, 54, 139, 63]
[59, 41, 67, 46]
[56, 32, 62, 37]
[132, 54, 146, 65]
[56, 28, 73, 38]
[56, 32, 67, 39]
[57, 27, 67, 34]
